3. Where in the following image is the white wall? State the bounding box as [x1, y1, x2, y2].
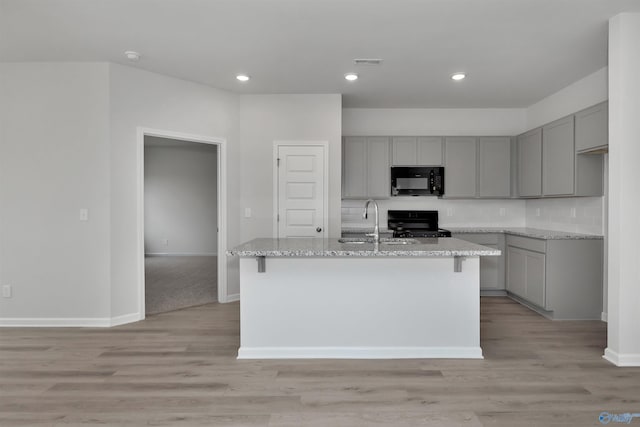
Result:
[144, 137, 218, 255]
[239, 94, 342, 241]
[343, 108, 527, 136]
[605, 13, 640, 366]
[526, 67, 608, 130]
[109, 63, 241, 317]
[0, 63, 111, 323]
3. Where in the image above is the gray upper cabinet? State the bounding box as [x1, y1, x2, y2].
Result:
[342, 136, 390, 199]
[417, 137, 444, 165]
[575, 101, 608, 153]
[342, 137, 367, 198]
[542, 116, 575, 196]
[478, 137, 511, 198]
[444, 137, 477, 198]
[517, 128, 542, 197]
[392, 136, 443, 165]
[366, 137, 391, 198]
[391, 137, 417, 165]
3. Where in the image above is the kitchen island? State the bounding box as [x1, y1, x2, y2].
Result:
[227, 237, 500, 359]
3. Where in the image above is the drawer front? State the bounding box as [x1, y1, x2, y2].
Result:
[506, 235, 546, 253]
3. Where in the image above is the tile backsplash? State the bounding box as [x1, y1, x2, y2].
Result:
[525, 197, 604, 235]
[342, 196, 604, 235]
[342, 198, 526, 229]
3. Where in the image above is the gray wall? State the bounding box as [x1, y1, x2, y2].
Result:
[144, 137, 218, 255]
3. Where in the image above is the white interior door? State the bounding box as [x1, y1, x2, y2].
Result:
[277, 145, 327, 238]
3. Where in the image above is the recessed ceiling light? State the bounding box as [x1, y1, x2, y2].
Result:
[345, 73, 358, 81]
[451, 72, 466, 81]
[236, 74, 250, 82]
[124, 51, 141, 61]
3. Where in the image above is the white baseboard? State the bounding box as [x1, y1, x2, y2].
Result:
[601, 311, 608, 322]
[603, 348, 640, 367]
[0, 317, 111, 327]
[225, 293, 240, 303]
[0, 312, 142, 328]
[237, 346, 484, 359]
[110, 312, 142, 326]
[145, 252, 217, 256]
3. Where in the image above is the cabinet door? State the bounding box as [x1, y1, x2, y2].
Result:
[478, 137, 511, 198]
[367, 137, 390, 198]
[392, 137, 417, 165]
[479, 243, 501, 290]
[517, 129, 542, 197]
[444, 137, 477, 198]
[417, 137, 443, 165]
[575, 102, 608, 153]
[507, 246, 526, 298]
[525, 250, 546, 308]
[342, 137, 367, 198]
[543, 116, 575, 196]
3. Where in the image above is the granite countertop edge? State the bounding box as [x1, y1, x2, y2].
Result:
[228, 249, 501, 257]
[227, 237, 501, 258]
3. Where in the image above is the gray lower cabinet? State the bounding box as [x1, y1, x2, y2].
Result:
[444, 137, 477, 198]
[505, 235, 603, 320]
[342, 136, 390, 199]
[391, 136, 443, 166]
[575, 101, 608, 153]
[506, 245, 545, 308]
[453, 233, 505, 292]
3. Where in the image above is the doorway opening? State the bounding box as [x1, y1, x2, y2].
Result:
[137, 128, 228, 319]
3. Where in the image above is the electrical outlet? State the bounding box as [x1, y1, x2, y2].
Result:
[2, 285, 12, 298]
[570, 207, 577, 218]
[446, 208, 454, 217]
[535, 208, 541, 217]
[162, 239, 169, 246]
[79, 208, 89, 221]
[499, 208, 506, 217]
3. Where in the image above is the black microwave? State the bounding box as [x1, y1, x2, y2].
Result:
[391, 166, 445, 196]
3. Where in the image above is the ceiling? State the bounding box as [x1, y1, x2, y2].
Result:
[2, 0, 640, 108]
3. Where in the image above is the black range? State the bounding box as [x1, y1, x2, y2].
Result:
[387, 210, 452, 238]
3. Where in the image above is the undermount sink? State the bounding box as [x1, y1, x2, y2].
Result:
[338, 237, 419, 245]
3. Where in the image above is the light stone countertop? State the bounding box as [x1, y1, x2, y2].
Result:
[342, 225, 603, 240]
[446, 227, 603, 240]
[227, 237, 501, 258]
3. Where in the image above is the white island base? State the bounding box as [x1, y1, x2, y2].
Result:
[238, 256, 482, 359]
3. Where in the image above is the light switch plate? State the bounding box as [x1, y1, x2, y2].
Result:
[2, 285, 11, 298]
[79, 208, 89, 221]
[244, 208, 252, 218]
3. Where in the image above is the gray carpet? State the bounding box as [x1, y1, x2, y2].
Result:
[145, 255, 217, 315]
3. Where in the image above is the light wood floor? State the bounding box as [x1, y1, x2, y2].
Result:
[1, 297, 638, 426]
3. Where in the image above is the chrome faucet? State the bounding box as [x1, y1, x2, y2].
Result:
[363, 199, 380, 244]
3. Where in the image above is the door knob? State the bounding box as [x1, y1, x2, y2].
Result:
[316, 227, 322, 232]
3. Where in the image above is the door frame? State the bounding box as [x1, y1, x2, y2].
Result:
[272, 141, 329, 238]
[137, 127, 230, 320]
